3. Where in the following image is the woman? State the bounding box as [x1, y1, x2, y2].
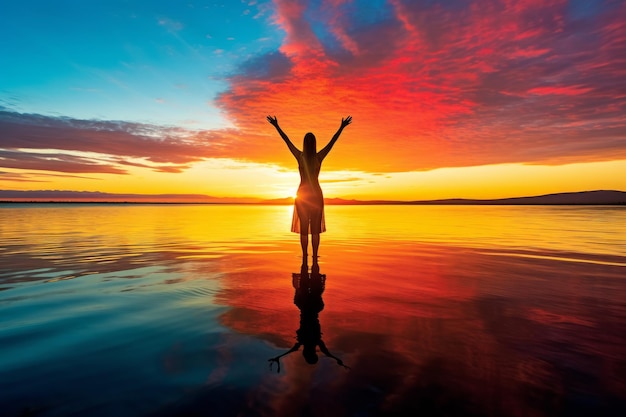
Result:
[267, 115, 352, 266]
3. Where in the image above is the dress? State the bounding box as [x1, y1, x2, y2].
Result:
[291, 153, 326, 234]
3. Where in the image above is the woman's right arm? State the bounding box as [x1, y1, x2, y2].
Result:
[267, 115, 301, 158]
[268, 342, 301, 373]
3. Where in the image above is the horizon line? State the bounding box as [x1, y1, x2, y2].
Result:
[1, 190, 625, 206]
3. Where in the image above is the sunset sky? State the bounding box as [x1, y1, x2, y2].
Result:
[1, 0, 625, 201]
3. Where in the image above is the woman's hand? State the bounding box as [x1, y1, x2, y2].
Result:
[266, 115, 279, 127]
[341, 116, 352, 128]
[268, 357, 281, 373]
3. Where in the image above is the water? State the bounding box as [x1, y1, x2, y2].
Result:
[1, 204, 625, 416]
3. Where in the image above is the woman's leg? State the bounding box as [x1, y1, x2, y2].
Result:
[300, 233, 309, 263]
[312, 233, 320, 264]
[295, 201, 310, 264]
[310, 207, 322, 264]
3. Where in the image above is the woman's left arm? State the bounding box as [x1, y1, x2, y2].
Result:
[318, 116, 352, 161]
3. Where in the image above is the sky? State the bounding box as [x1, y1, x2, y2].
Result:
[1, 0, 625, 201]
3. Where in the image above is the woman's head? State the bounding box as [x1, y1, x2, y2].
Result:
[303, 132, 316, 157]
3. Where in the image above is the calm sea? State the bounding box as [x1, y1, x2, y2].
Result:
[1, 204, 625, 417]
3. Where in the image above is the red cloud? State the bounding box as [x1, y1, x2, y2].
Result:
[216, 0, 626, 171]
[528, 85, 593, 96]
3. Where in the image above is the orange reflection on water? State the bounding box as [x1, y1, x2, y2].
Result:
[215, 236, 626, 417]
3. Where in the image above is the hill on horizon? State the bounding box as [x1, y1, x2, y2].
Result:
[396, 190, 626, 205]
[323, 190, 626, 205]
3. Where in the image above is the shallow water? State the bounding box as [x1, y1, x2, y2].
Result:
[1, 204, 625, 416]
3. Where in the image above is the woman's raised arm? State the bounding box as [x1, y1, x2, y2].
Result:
[267, 115, 301, 158]
[318, 116, 352, 161]
[268, 342, 301, 373]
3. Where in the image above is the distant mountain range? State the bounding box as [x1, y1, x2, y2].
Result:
[1, 190, 625, 205]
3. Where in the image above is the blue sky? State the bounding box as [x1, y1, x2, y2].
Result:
[1, 0, 278, 128]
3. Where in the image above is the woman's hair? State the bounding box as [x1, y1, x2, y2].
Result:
[303, 132, 316, 158]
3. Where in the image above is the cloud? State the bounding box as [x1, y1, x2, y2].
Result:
[322, 177, 364, 183]
[0, 149, 128, 174]
[158, 17, 184, 32]
[236, 51, 293, 81]
[0, 109, 242, 174]
[0, 171, 48, 183]
[3, 1, 626, 177]
[215, 0, 626, 171]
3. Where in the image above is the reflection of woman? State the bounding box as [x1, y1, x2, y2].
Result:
[267, 115, 352, 266]
[268, 265, 349, 372]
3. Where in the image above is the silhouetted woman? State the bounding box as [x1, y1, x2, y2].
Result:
[267, 115, 352, 266]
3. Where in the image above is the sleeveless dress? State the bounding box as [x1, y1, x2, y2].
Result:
[291, 153, 326, 234]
